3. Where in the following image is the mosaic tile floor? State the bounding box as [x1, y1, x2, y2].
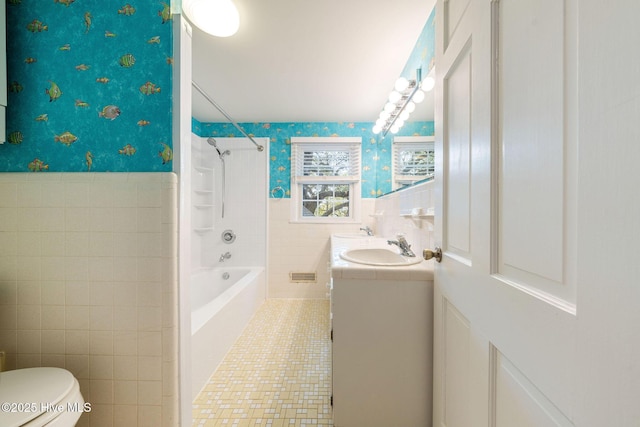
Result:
[192, 299, 333, 427]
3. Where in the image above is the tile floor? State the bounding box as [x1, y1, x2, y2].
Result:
[192, 299, 333, 427]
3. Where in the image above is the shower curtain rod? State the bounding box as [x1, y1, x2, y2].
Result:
[192, 81, 265, 152]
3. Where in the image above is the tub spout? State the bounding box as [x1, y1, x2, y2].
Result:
[219, 252, 231, 262]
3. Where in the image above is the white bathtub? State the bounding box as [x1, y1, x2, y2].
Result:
[190, 266, 265, 399]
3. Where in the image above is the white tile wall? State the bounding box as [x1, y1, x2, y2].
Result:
[268, 198, 376, 298]
[0, 173, 179, 427]
[267, 182, 434, 299]
[374, 181, 434, 258]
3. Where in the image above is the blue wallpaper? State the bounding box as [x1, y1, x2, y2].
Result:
[192, 120, 434, 199]
[2, 1, 174, 172]
[401, 7, 436, 79]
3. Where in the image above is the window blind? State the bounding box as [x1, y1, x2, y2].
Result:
[291, 138, 361, 183]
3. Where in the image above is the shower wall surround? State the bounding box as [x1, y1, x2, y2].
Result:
[2, 1, 174, 172]
[0, 173, 179, 427]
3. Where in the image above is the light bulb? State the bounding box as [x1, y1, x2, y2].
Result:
[390, 125, 400, 134]
[412, 89, 425, 103]
[379, 110, 390, 120]
[405, 101, 416, 113]
[183, 0, 240, 37]
[372, 125, 382, 134]
[384, 102, 396, 113]
[421, 76, 435, 92]
[394, 77, 410, 92]
[400, 110, 410, 121]
[388, 91, 402, 104]
[376, 118, 386, 127]
[395, 118, 405, 128]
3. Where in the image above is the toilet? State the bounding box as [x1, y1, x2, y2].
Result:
[0, 367, 85, 427]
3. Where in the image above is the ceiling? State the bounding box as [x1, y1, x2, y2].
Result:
[190, 0, 436, 124]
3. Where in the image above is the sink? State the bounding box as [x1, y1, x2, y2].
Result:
[339, 248, 423, 266]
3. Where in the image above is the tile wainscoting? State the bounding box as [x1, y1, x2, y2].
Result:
[0, 173, 179, 427]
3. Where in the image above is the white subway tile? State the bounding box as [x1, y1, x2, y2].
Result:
[41, 305, 65, 330]
[114, 355, 137, 380]
[41, 330, 65, 354]
[17, 305, 41, 329]
[90, 355, 114, 380]
[90, 380, 114, 404]
[137, 381, 162, 405]
[65, 330, 89, 355]
[114, 331, 138, 356]
[17, 281, 40, 305]
[17, 182, 41, 208]
[114, 380, 138, 404]
[90, 306, 114, 331]
[89, 330, 114, 355]
[65, 313, 87, 341]
[65, 281, 89, 305]
[17, 329, 41, 353]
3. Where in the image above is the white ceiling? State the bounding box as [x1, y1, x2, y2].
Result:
[190, 0, 436, 124]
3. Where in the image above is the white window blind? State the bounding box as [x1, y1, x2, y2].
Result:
[291, 138, 361, 183]
[393, 136, 435, 185]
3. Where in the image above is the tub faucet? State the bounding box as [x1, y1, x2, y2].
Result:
[387, 236, 416, 257]
[219, 252, 231, 262]
[359, 226, 374, 236]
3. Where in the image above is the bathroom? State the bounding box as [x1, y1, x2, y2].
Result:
[1, 0, 639, 426]
[0, 0, 435, 425]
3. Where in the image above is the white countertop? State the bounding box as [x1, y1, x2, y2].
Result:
[330, 234, 434, 281]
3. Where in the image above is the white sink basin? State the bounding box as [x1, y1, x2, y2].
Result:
[339, 248, 423, 267]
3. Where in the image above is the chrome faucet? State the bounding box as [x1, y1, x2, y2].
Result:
[387, 235, 416, 257]
[359, 226, 374, 236]
[219, 252, 231, 262]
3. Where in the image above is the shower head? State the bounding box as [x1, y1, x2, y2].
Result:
[206, 137, 232, 159]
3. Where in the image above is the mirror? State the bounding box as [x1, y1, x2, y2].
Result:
[375, 8, 435, 197]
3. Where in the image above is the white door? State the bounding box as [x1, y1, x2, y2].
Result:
[432, 0, 640, 426]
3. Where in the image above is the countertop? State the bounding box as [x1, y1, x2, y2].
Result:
[330, 234, 434, 281]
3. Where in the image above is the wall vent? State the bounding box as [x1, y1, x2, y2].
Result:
[289, 272, 317, 283]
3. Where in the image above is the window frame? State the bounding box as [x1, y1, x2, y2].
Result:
[290, 137, 362, 223]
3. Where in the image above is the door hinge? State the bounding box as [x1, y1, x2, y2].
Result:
[331, 329, 333, 341]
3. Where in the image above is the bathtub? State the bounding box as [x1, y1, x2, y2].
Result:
[190, 266, 265, 399]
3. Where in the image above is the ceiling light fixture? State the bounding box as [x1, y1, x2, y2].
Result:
[372, 68, 434, 136]
[182, 0, 240, 37]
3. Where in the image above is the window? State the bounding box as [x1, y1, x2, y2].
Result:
[393, 136, 435, 189]
[291, 137, 361, 223]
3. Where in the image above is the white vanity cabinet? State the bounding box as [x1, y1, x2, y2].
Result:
[330, 235, 434, 427]
[0, 0, 6, 143]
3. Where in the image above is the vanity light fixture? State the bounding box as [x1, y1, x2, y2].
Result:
[373, 68, 435, 136]
[182, 0, 240, 37]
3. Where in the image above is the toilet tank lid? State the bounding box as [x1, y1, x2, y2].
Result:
[0, 367, 78, 427]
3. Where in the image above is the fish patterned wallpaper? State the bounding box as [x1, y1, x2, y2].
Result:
[2, 0, 174, 172]
[192, 120, 434, 199]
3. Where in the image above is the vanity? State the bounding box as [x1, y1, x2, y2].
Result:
[330, 234, 434, 427]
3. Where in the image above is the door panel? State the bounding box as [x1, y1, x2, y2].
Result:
[445, 45, 472, 259]
[443, 0, 472, 51]
[494, 350, 574, 427]
[443, 299, 471, 427]
[497, 0, 577, 306]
